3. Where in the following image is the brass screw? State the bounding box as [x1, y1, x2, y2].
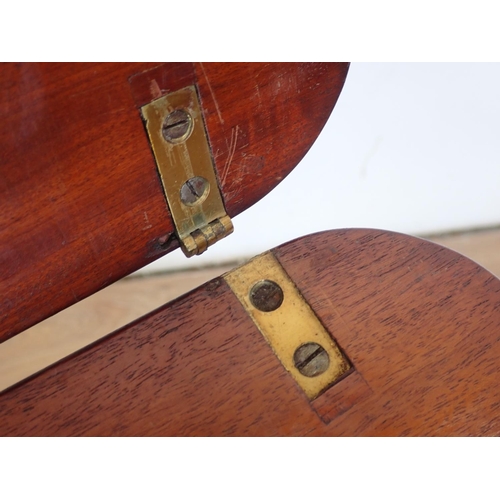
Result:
[162, 109, 193, 143]
[180, 176, 210, 206]
[249, 280, 284, 312]
[293, 342, 330, 377]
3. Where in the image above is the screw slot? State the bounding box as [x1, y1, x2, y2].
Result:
[249, 280, 284, 312]
[180, 176, 210, 207]
[293, 342, 330, 377]
[162, 109, 193, 143]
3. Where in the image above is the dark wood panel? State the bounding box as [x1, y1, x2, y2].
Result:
[0, 279, 321, 436]
[274, 230, 500, 436]
[0, 62, 349, 343]
[2, 229, 500, 436]
[0, 63, 165, 343]
[194, 63, 349, 217]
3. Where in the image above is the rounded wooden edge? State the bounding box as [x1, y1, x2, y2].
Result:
[274, 228, 500, 435]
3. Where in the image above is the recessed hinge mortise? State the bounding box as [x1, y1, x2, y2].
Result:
[224, 252, 352, 400]
[141, 86, 233, 257]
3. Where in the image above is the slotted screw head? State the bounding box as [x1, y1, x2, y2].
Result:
[162, 109, 193, 143]
[249, 280, 284, 312]
[293, 342, 330, 377]
[180, 176, 210, 206]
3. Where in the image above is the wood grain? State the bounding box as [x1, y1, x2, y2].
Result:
[2, 228, 500, 436]
[0, 279, 320, 436]
[1, 227, 498, 396]
[0, 265, 233, 392]
[274, 230, 500, 436]
[0, 62, 349, 343]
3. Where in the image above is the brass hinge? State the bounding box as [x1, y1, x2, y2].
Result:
[141, 86, 233, 257]
[224, 252, 351, 400]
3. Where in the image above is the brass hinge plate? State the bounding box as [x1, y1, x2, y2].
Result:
[141, 86, 233, 257]
[224, 252, 351, 400]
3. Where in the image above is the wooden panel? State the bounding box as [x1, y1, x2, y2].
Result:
[0, 280, 322, 436]
[0, 265, 232, 392]
[274, 230, 500, 436]
[2, 229, 500, 436]
[1, 227, 498, 395]
[0, 62, 349, 343]
[193, 63, 349, 218]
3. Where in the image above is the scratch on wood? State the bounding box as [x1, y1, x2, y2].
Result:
[318, 288, 354, 335]
[221, 126, 239, 185]
[142, 212, 152, 231]
[213, 148, 223, 161]
[199, 63, 224, 125]
[149, 79, 162, 100]
[254, 83, 262, 107]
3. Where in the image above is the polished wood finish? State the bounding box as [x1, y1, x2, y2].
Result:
[2, 228, 500, 436]
[0, 62, 349, 343]
[2, 227, 499, 395]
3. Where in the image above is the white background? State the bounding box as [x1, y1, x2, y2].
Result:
[5, 0, 499, 491]
[142, 63, 500, 273]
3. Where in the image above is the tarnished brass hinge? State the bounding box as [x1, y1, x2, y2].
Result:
[224, 252, 351, 400]
[141, 86, 233, 257]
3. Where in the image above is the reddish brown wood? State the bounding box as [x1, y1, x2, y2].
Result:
[2, 229, 500, 436]
[311, 371, 372, 424]
[275, 230, 500, 436]
[0, 63, 349, 343]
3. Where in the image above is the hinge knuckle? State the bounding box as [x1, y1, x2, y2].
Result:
[181, 216, 234, 257]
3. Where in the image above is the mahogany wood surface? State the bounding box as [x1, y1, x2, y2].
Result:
[2, 228, 500, 436]
[0, 62, 349, 343]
